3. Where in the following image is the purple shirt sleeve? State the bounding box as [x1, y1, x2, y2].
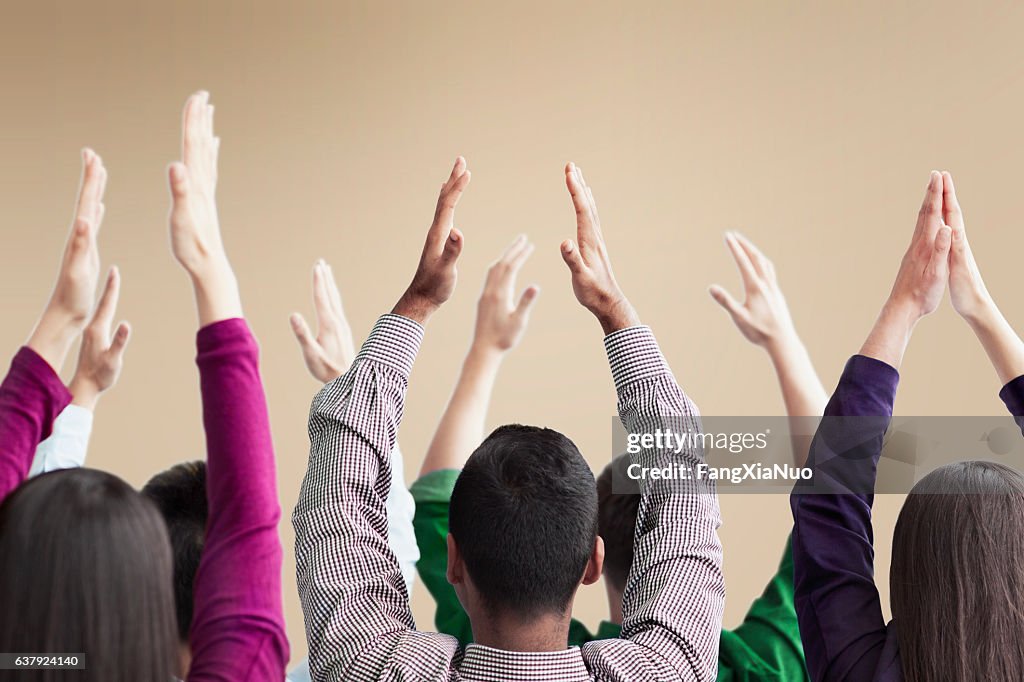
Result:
[790, 354, 899, 682]
[998, 375, 1024, 422]
[0, 348, 72, 501]
[187, 319, 289, 682]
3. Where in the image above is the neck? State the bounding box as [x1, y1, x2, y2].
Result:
[606, 583, 624, 625]
[471, 609, 571, 652]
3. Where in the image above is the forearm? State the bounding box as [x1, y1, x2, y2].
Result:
[189, 260, 244, 328]
[859, 299, 918, 370]
[767, 335, 828, 468]
[964, 301, 1024, 386]
[419, 343, 503, 476]
[0, 348, 73, 500]
[26, 309, 80, 375]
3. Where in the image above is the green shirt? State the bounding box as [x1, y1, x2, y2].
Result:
[411, 469, 808, 682]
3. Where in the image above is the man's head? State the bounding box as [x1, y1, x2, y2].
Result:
[141, 460, 208, 644]
[447, 425, 603, 622]
[596, 454, 640, 598]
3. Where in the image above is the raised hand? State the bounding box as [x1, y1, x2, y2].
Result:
[943, 172, 992, 322]
[28, 149, 108, 371]
[860, 171, 952, 368]
[68, 267, 131, 410]
[392, 157, 470, 324]
[709, 233, 796, 351]
[167, 91, 241, 326]
[290, 260, 356, 383]
[473, 235, 540, 353]
[560, 163, 639, 334]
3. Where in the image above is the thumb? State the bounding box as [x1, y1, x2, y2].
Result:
[290, 313, 315, 348]
[168, 163, 190, 201]
[514, 285, 541, 320]
[109, 322, 131, 357]
[708, 285, 743, 319]
[439, 228, 464, 265]
[561, 239, 585, 274]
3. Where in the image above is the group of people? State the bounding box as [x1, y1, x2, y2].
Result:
[1, 91, 1022, 682]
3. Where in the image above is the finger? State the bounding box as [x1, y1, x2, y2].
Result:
[312, 261, 334, 329]
[725, 233, 759, 289]
[324, 263, 346, 317]
[443, 156, 467, 189]
[927, 225, 953, 279]
[708, 284, 745, 319]
[108, 322, 131, 357]
[168, 162, 190, 201]
[182, 91, 208, 167]
[290, 312, 316, 349]
[513, 285, 540, 321]
[561, 239, 585, 274]
[431, 162, 471, 247]
[914, 171, 944, 242]
[941, 171, 964, 231]
[508, 241, 535, 274]
[566, 163, 597, 246]
[499, 234, 529, 264]
[439, 228, 464, 265]
[74, 149, 103, 227]
[732, 232, 771, 279]
[91, 266, 122, 332]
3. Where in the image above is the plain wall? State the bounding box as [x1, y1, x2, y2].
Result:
[3, 1, 1024, 666]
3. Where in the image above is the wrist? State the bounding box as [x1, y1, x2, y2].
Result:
[961, 294, 1000, 332]
[392, 291, 439, 326]
[68, 377, 100, 411]
[466, 341, 506, 367]
[27, 310, 81, 373]
[764, 330, 808, 365]
[594, 297, 640, 336]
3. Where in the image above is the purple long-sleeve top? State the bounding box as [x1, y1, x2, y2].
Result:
[0, 319, 289, 680]
[791, 355, 1024, 682]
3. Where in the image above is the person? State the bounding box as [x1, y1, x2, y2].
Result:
[294, 159, 725, 680]
[0, 91, 291, 681]
[791, 171, 1024, 682]
[412, 232, 819, 680]
[140, 258, 421, 682]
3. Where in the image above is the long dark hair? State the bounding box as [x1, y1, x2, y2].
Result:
[0, 468, 178, 681]
[891, 461, 1024, 682]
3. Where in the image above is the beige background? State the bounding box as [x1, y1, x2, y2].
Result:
[3, 1, 1024, 666]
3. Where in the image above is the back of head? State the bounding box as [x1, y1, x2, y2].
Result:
[0, 468, 177, 682]
[449, 424, 598, 618]
[596, 454, 641, 593]
[891, 460, 1024, 682]
[141, 460, 208, 643]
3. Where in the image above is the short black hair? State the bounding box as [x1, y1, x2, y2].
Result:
[449, 424, 598, 617]
[596, 454, 640, 592]
[141, 461, 208, 643]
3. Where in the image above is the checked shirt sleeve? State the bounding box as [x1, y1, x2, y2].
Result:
[294, 315, 460, 682]
[583, 326, 725, 682]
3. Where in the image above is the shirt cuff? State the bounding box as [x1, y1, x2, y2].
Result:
[196, 317, 255, 354]
[356, 314, 425, 377]
[54, 403, 94, 437]
[999, 375, 1024, 417]
[842, 355, 900, 402]
[603, 325, 669, 390]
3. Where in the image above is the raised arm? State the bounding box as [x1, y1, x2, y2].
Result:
[1, 150, 108, 499]
[294, 159, 469, 681]
[167, 91, 288, 681]
[560, 164, 724, 681]
[791, 172, 951, 682]
[30, 266, 130, 475]
[290, 259, 420, 591]
[412, 235, 539, 643]
[710, 232, 827, 466]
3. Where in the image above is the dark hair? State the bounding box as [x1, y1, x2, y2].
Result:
[596, 454, 640, 592]
[141, 460, 208, 642]
[891, 461, 1024, 682]
[449, 424, 598, 617]
[0, 468, 177, 682]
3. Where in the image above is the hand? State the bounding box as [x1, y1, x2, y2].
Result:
[28, 149, 108, 371]
[68, 267, 131, 410]
[860, 171, 952, 368]
[560, 163, 638, 334]
[943, 172, 993, 323]
[473, 235, 540, 354]
[709, 232, 797, 351]
[393, 157, 470, 324]
[167, 91, 241, 326]
[290, 260, 356, 383]
[885, 171, 952, 322]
